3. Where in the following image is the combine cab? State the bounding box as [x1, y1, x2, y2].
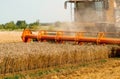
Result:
[65, 0, 116, 32]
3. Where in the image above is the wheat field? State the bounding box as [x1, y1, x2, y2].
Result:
[0, 42, 111, 75]
[0, 31, 22, 43]
[0, 31, 120, 79]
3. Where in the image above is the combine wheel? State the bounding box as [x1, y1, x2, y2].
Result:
[21, 29, 32, 42]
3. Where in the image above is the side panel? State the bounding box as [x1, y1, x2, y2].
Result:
[105, 0, 115, 23]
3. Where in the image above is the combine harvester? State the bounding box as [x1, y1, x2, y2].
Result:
[22, 0, 120, 45]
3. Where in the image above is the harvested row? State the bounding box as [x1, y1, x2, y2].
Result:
[0, 43, 112, 74]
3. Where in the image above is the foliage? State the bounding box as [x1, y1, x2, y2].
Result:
[0, 24, 4, 29]
[0, 20, 41, 30]
[28, 20, 40, 29]
[4, 21, 16, 30]
[16, 20, 27, 29]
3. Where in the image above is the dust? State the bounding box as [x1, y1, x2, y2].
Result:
[62, 1, 119, 33]
[59, 22, 85, 32]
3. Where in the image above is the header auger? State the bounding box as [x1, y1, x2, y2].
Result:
[21, 29, 120, 45]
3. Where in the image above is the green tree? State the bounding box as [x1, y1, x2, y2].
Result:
[16, 20, 27, 29]
[29, 20, 40, 30]
[4, 21, 16, 30]
[0, 24, 4, 29]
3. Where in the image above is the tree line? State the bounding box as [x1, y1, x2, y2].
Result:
[0, 20, 40, 30]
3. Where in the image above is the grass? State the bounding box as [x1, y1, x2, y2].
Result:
[2, 59, 108, 79]
[99, 59, 107, 63]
